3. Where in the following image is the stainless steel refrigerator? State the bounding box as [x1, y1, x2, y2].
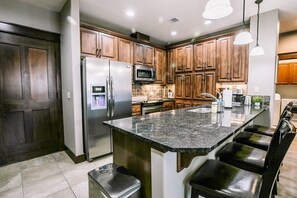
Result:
[81, 57, 132, 161]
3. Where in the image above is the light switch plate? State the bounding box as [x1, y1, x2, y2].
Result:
[254, 86, 260, 93]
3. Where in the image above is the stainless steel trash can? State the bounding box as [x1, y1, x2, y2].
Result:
[88, 163, 141, 198]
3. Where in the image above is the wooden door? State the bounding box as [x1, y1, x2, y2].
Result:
[184, 45, 193, 72]
[230, 36, 247, 82]
[99, 33, 118, 60]
[134, 43, 144, 64]
[184, 73, 192, 99]
[175, 74, 183, 98]
[277, 63, 290, 84]
[204, 40, 216, 70]
[80, 28, 99, 57]
[155, 48, 165, 84]
[194, 43, 204, 71]
[144, 45, 154, 66]
[217, 37, 231, 82]
[192, 73, 204, 100]
[176, 47, 184, 72]
[0, 32, 62, 165]
[118, 38, 133, 64]
[167, 49, 175, 84]
[204, 71, 216, 100]
[290, 63, 297, 84]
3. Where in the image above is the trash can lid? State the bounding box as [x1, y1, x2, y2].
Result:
[88, 163, 141, 198]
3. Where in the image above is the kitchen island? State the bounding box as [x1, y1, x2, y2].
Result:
[104, 105, 269, 198]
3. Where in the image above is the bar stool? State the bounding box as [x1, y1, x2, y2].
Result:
[233, 111, 293, 151]
[189, 122, 296, 198]
[243, 102, 293, 137]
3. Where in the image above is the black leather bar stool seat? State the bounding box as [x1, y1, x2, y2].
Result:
[233, 131, 271, 150]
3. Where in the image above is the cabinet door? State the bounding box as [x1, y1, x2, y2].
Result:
[204, 71, 216, 100]
[175, 74, 183, 98]
[230, 36, 247, 82]
[194, 43, 204, 71]
[183, 100, 192, 108]
[118, 38, 133, 64]
[144, 45, 154, 66]
[80, 28, 99, 57]
[167, 49, 176, 84]
[134, 43, 144, 64]
[155, 48, 165, 84]
[217, 37, 231, 82]
[176, 47, 184, 72]
[184, 73, 192, 99]
[290, 63, 297, 84]
[192, 72, 204, 100]
[175, 101, 184, 109]
[184, 45, 193, 72]
[277, 63, 290, 84]
[204, 40, 216, 70]
[99, 33, 118, 60]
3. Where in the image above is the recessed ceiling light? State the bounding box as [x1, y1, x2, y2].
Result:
[204, 20, 212, 25]
[171, 31, 177, 36]
[126, 11, 135, 17]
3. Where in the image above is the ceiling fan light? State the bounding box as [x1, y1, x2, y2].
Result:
[233, 31, 254, 45]
[250, 45, 265, 56]
[203, 0, 233, 20]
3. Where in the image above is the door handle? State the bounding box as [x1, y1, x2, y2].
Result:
[110, 76, 115, 117]
[106, 76, 110, 117]
[98, 49, 102, 58]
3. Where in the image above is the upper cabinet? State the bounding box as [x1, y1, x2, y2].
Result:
[118, 38, 134, 64]
[155, 48, 166, 84]
[175, 73, 192, 99]
[167, 49, 176, 84]
[134, 43, 154, 66]
[194, 40, 216, 71]
[277, 62, 297, 84]
[80, 28, 118, 60]
[176, 45, 193, 72]
[216, 36, 248, 82]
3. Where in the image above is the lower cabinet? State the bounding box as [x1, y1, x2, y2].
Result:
[175, 100, 211, 109]
[132, 104, 141, 116]
[163, 101, 174, 111]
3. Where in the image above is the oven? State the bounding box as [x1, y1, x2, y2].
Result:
[141, 101, 163, 115]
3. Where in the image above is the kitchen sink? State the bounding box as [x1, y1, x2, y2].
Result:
[187, 108, 211, 113]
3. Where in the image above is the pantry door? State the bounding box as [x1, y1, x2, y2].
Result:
[0, 31, 63, 165]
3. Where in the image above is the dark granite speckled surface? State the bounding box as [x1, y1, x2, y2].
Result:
[104, 105, 269, 153]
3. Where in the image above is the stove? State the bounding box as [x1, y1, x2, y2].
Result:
[141, 100, 164, 115]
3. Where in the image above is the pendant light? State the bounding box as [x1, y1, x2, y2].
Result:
[203, 0, 233, 20]
[250, 0, 265, 56]
[233, 0, 253, 45]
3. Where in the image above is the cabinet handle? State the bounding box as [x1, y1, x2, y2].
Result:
[96, 49, 99, 57]
[97, 49, 102, 58]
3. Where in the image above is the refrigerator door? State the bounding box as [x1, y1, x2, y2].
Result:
[109, 61, 132, 120]
[82, 57, 112, 161]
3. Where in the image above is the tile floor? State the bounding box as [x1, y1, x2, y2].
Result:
[0, 152, 112, 198]
[0, 136, 297, 198]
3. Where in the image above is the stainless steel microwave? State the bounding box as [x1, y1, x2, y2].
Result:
[134, 64, 156, 82]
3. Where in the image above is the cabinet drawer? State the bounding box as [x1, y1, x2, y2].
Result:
[132, 104, 141, 114]
[163, 101, 173, 109]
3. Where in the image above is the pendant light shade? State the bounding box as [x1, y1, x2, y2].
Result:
[203, 0, 233, 20]
[250, 0, 265, 56]
[233, 0, 253, 45]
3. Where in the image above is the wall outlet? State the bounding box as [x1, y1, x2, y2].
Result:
[67, 91, 71, 99]
[254, 86, 260, 93]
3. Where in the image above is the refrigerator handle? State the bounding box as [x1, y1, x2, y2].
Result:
[106, 76, 110, 117]
[111, 76, 115, 117]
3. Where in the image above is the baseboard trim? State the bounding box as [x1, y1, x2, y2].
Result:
[64, 146, 85, 164]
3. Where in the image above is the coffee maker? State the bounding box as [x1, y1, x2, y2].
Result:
[232, 89, 244, 106]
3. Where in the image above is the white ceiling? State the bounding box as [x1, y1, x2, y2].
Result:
[22, 0, 297, 45]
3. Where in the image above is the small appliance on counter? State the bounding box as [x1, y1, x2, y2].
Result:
[223, 89, 233, 108]
[168, 89, 174, 99]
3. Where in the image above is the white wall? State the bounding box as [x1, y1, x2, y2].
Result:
[0, 0, 60, 33]
[247, 9, 279, 127]
[60, 0, 84, 156]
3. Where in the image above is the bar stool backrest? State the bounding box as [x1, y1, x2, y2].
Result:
[280, 102, 293, 119]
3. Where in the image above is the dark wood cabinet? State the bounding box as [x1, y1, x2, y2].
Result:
[80, 28, 118, 60]
[163, 101, 174, 111]
[155, 48, 166, 84]
[176, 45, 193, 72]
[217, 36, 248, 82]
[194, 40, 216, 71]
[277, 62, 297, 84]
[134, 43, 154, 66]
[175, 73, 192, 99]
[167, 49, 176, 84]
[193, 71, 216, 101]
[118, 38, 133, 63]
[132, 104, 141, 116]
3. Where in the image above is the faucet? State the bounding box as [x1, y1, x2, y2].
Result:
[201, 93, 218, 101]
[201, 92, 223, 113]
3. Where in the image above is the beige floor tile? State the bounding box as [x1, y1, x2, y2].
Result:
[51, 152, 76, 172]
[46, 188, 76, 198]
[71, 181, 88, 198]
[20, 154, 56, 171]
[23, 173, 69, 198]
[0, 172, 22, 193]
[0, 186, 23, 198]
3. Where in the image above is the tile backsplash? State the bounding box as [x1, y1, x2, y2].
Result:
[132, 84, 175, 100]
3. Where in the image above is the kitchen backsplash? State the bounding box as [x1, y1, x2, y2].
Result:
[132, 84, 175, 100]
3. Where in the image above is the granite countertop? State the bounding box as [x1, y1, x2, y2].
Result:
[104, 105, 269, 153]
